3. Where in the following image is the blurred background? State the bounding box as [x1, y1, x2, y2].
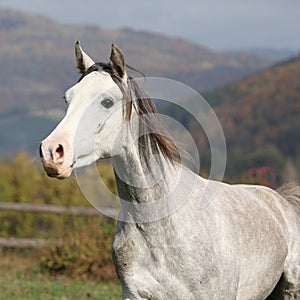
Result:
[0, 1, 299, 298]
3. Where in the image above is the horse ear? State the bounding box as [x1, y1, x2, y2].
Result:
[75, 41, 95, 74]
[110, 43, 126, 79]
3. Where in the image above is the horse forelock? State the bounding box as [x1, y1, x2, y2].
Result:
[77, 62, 114, 82]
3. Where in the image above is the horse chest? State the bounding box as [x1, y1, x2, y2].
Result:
[112, 223, 177, 287]
[112, 233, 139, 279]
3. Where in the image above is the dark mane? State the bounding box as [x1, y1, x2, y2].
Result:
[126, 78, 179, 164]
[79, 63, 179, 164]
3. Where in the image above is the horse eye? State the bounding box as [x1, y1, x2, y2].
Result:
[101, 98, 114, 109]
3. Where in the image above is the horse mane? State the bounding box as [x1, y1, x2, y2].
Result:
[78, 62, 180, 164]
[126, 77, 180, 165]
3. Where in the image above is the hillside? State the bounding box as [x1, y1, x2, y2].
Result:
[0, 8, 272, 116]
[204, 56, 300, 183]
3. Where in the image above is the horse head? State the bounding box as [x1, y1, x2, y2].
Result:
[40, 42, 128, 178]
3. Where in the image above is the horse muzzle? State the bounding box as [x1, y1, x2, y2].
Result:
[39, 138, 74, 179]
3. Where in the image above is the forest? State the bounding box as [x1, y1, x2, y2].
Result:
[205, 55, 300, 184]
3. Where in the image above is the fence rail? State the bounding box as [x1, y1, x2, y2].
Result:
[0, 202, 118, 248]
[0, 202, 118, 216]
[0, 237, 51, 248]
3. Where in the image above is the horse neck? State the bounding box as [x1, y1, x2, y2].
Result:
[112, 131, 179, 204]
[112, 135, 185, 223]
[110, 126, 208, 228]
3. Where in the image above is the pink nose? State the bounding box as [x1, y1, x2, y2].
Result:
[40, 142, 65, 163]
[39, 138, 73, 178]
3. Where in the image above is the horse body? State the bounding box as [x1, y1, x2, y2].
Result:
[112, 154, 290, 299]
[40, 41, 300, 299]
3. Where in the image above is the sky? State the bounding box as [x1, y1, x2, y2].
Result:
[0, 0, 299, 50]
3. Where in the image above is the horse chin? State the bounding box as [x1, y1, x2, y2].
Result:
[45, 165, 73, 180]
[56, 167, 73, 179]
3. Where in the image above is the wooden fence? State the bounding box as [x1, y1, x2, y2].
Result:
[0, 202, 118, 248]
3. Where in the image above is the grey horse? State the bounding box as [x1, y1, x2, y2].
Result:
[40, 41, 300, 299]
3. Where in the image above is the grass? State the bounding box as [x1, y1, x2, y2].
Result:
[0, 251, 122, 300]
[1, 276, 121, 300]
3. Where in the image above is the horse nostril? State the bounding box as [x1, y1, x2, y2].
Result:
[39, 143, 44, 158]
[55, 144, 64, 159]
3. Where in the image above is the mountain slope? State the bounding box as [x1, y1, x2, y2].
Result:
[0, 8, 272, 116]
[204, 56, 300, 183]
